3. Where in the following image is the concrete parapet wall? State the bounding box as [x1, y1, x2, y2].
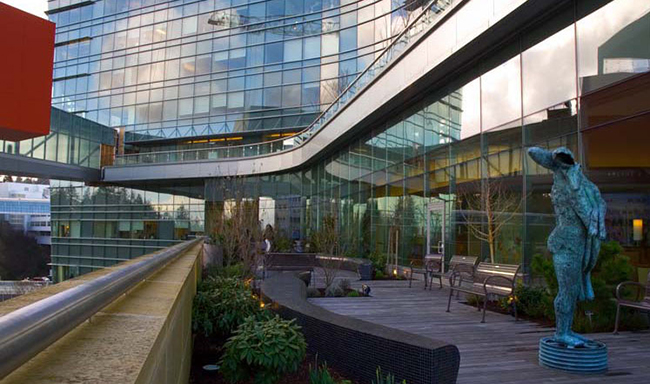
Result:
[0, 244, 202, 384]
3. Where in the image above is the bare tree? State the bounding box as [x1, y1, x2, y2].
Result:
[312, 212, 341, 289]
[233, 198, 263, 276]
[458, 179, 523, 263]
[210, 176, 263, 276]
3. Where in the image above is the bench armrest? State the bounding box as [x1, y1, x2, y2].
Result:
[448, 270, 463, 288]
[483, 275, 515, 295]
[616, 281, 645, 302]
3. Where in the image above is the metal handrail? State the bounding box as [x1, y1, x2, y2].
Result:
[113, 0, 456, 167]
[0, 237, 203, 380]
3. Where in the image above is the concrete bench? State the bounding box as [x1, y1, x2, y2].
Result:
[614, 270, 650, 334]
[446, 261, 520, 323]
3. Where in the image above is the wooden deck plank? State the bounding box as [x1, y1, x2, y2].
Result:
[310, 279, 650, 384]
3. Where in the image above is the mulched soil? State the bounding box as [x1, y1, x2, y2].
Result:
[190, 333, 356, 384]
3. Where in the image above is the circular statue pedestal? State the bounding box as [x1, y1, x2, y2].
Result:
[539, 337, 607, 374]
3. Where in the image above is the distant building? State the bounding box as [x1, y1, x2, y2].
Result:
[0, 183, 51, 246]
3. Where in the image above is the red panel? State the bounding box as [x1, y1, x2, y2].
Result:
[0, 3, 55, 141]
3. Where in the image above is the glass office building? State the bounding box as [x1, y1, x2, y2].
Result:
[49, 0, 650, 281]
[49, 0, 433, 150]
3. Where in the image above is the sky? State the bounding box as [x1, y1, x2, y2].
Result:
[2, 0, 48, 19]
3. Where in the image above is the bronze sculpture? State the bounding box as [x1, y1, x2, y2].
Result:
[528, 147, 607, 347]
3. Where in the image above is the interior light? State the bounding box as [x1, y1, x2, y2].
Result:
[633, 219, 643, 241]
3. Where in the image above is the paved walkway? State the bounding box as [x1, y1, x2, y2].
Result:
[310, 279, 650, 384]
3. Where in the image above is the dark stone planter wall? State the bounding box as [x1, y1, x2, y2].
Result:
[261, 274, 460, 384]
[265, 253, 374, 280]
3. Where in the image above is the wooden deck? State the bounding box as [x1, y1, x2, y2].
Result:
[310, 279, 650, 384]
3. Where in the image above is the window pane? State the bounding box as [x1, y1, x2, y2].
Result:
[481, 55, 522, 130]
[523, 25, 576, 115]
[577, 0, 650, 94]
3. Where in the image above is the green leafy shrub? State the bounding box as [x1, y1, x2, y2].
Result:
[274, 231, 292, 252]
[374, 270, 385, 279]
[346, 290, 360, 297]
[220, 315, 307, 384]
[192, 276, 266, 336]
[343, 248, 358, 258]
[373, 368, 406, 384]
[219, 262, 249, 278]
[465, 294, 484, 307]
[526, 242, 648, 332]
[368, 251, 387, 277]
[513, 285, 552, 319]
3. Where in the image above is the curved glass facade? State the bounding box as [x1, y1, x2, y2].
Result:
[51, 0, 650, 282]
[203, 0, 650, 273]
[50, 0, 437, 143]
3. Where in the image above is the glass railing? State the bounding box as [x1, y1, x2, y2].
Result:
[114, 0, 456, 167]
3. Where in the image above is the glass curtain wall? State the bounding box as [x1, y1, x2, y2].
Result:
[0, 107, 116, 168]
[50, 180, 204, 281]
[203, 0, 650, 278]
[49, 0, 430, 144]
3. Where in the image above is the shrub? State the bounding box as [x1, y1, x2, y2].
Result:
[220, 315, 307, 384]
[368, 251, 387, 273]
[203, 262, 248, 279]
[274, 231, 292, 252]
[309, 362, 352, 384]
[513, 285, 552, 319]
[219, 262, 248, 278]
[192, 276, 266, 336]
[346, 290, 360, 297]
[373, 368, 406, 384]
[374, 270, 385, 279]
[465, 294, 484, 307]
[310, 362, 336, 384]
[528, 241, 648, 333]
[343, 249, 358, 258]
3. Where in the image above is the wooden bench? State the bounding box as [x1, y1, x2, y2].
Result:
[446, 261, 520, 323]
[614, 270, 650, 334]
[263, 253, 316, 280]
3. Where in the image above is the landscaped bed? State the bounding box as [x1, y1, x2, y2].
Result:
[190, 348, 356, 384]
[189, 265, 371, 384]
[459, 242, 649, 333]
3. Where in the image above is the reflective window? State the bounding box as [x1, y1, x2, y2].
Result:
[577, 0, 650, 94]
[523, 25, 576, 115]
[481, 55, 522, 130]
